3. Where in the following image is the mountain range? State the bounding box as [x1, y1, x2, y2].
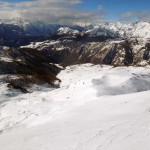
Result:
[0, 18, 150, 46]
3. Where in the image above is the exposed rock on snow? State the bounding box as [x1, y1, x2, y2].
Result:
[0, 47, 62, 93]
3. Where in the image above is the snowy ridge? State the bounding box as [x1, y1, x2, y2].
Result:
[58, 27, 79, 36]
[0, 17, 30, 28]
[0, 18, 150, 39]
[81, 21, 150, 39]
[128, 21, 150, 38]
[56, 20, 150, 39]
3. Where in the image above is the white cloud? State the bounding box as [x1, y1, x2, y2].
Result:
[0, 0, 105, 24]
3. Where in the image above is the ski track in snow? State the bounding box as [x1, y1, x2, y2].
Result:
[0, 64, 150, 150]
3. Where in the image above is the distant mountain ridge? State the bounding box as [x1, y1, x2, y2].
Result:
[0, 18, 150, 41]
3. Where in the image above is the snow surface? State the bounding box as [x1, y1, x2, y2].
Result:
[1, 64, 150, 150]
[20, 40, 60, 50]
[0, 57, 13, 62]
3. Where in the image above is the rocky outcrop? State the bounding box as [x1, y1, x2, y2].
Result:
[0, 47, 62, 93]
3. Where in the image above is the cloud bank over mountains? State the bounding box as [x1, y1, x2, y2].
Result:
[0, 0, 105, 24]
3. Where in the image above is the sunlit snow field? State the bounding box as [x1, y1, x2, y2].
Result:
[0, 64, 150, 150]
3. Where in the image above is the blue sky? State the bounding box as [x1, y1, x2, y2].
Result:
[0, 0, 150, 23]
[77, 0, 150, 20]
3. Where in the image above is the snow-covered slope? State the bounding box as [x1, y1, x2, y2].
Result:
[0, 64, 150, 150]
[127, 21, 150, 38]
[58, 27, 80, 36]
[84, 22, 125, 37]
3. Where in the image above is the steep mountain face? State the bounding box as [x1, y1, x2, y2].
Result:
[20, 38, 150, 67]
